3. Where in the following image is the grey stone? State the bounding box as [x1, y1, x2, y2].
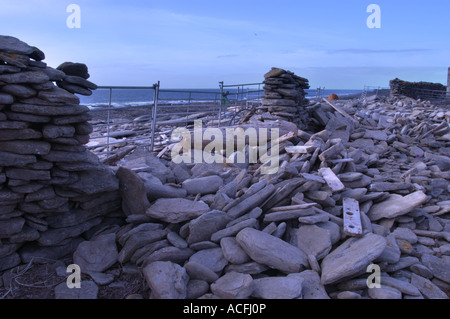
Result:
[296, 225, 332, 260]
[57, 62, 90, 79]
[8, 225, 40, 243]
[321, 233, 387, 285]
[211, 218, 258, 243]
[138, 172, 187, 200]
[118, 229, 167, 264]
[143, 247, 194, 266]
[187, 280, 210, 299]
[211, 272, 254, 299]
[376, 234, 401, 264]
[252, 276, 303, 299]
[317, 221, 341, 245]
[0, 71, 49, 84]
[337, 291, 362, 299]
[0, 150, 37, 166]
[116, 167, 151, 216]
[184, 261, 219, 283]
[368, 191, 427, 221]
[146, 198, 209, 224]
[41, 67, 66, 81]
[0, 93, 14, 104]
[381, 275, 421, 296]
[182, 175, 224, 195]
[63, 75, 98, 90]
[0, 35, 34, 55]
[42, 125, 76, 139]
[0, 218, 25, 238]
[368, 286, 402, 299]
[88, 272, 115, 286]
[236, 228, 309, 274]
[0, 253, 21, 272]
[421, 254, 450, 284]
[67, 167, 119, 195]
[225, 262, 269, 275]
[73, 233, 118, 274]
[37, 86, 80, 104]
[0, 140, 51, 155]
[2, 84, 37, 98]
[411, 273, 448, 299]
[54, 281, 98, 299]
[187, 210, 231, 244]
[143, 261, 189, 299]
[20, 237, 84, 263]
[220, 237, 251, 265]
[11, 103, 89, 116]
[288, 271, 330, 299]
[0, 128, 41, 141]
[189, 248, 228, 274]
[38, 218, 102, 246]
[167, 231, 188, 249]
[393, 227, 418, 244]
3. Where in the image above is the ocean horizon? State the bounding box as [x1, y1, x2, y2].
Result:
[80, 88, 373, 109]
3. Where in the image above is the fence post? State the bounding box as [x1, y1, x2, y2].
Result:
[218, 81, 224, 128]
[106, 88, 112, 162]
[150, 81, 160, 152]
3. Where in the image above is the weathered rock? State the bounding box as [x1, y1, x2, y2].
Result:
[220, 237, 251, 265]
[321, 233, 387, 285]
[421, 254, 450, 284]
[296, 225, 332, 260]
[368, 286, 402, 299]
[288, 271, 330, 299]
[182, 175, 224, 195]
[187, 210, 231, 244]
[236, 228, 309, 273]
[184, 261, 219, 283]
[210, 272, 254, 299]
[189, 248, 228, 274]
[143, 261, 189, 299]
[410, 273, 449, 299]
[116, 167, 151, 216]
[252, 276, 303, 299]
[73, 233, 118, 274]
[368, 191, 427, 221]
[146, 198, 209, 223]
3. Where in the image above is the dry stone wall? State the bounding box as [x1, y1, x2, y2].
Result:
[0, 35, 122, 272]
[390, 78, 446, 99]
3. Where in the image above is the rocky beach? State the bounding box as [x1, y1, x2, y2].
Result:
[1, 36, 450, 300]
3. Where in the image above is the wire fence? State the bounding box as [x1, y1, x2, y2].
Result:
[83, 81, 264, 163]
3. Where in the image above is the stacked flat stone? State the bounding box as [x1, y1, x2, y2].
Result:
[390, 78, 446, 100]
[260, 67, 310, 125]
[0, 35, 121, 272]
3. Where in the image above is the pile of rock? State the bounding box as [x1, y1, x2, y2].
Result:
[58, 91, 450, 299]
[259, 67, 310, 126]
[390, 78, 447, 100]
[0, 35, 122, 272]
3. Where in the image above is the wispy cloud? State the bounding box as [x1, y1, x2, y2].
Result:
[328, 48, 433, 54]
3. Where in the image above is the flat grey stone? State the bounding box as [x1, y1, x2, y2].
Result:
[211, 272, 254, 299]
[321, 233, 387, 285]
[138, 172, 187, 201]
[421, 254, 450, 284]
[368, 286, 402, 299]
[189, 248, 228, 274]
[411, 273, 448, 299]
[236, 228, 309, 274]
[393, 227, 418, 244]
[182, 175, 224, 195]
[220, 237, 251, 265]
[184, 261, 219, 283]
[376, 234, 401, 264]
[73, 233, 118, 274]
[288, 271, 330, 299]
[0, 218, 25, 239]
[187, 210, 231, 244]
[252, 276, 303, 299]
[368, 191, 427, 221]
[143, 261, 189, 299]
[116, 167, 151, 216]
[296, 225, 332, 260]
[211, 218, 258, 243]
[146, 198, 209, 224]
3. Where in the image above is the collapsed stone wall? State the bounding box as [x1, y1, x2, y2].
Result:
[259, 67, 310, 127]
[0, 35, 122, 272]
[390, 78, 446, 99]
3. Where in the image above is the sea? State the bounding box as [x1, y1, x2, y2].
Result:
[79, 87, 366, 109]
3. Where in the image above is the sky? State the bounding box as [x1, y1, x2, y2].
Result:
[0, 0, 449, 89]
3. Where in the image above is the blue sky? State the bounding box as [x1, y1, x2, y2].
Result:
[1, 0, 449, 89]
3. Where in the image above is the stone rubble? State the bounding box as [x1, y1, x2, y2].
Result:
[1, 37, 450, 300]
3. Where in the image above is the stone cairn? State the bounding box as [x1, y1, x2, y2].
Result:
[259, 67, 310, 127]
[0, 35, 122, 272]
